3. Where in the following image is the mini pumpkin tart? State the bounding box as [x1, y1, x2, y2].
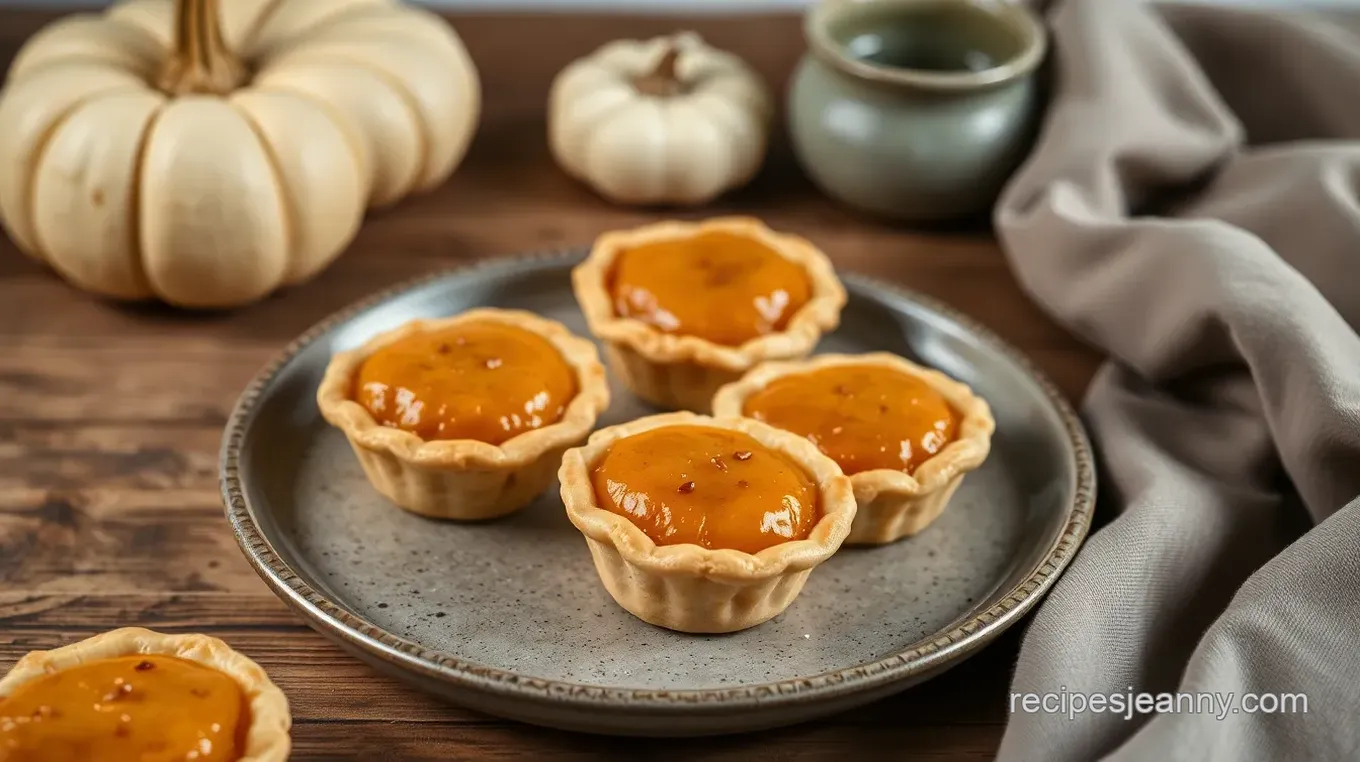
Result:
[317, 307, 610, 520]
[0, 627, 289, 762]
[712, 352, 994, 545]
[560, 411, 856, 633]
[572, 217, 846, 413]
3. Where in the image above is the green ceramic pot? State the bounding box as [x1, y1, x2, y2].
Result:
[789, 0, 1048, 223]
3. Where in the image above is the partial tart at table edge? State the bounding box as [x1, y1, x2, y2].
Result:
[0, 627, 290, 761]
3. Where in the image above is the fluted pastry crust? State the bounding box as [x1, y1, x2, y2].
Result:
[559, 411, 857, 633]
[571, 217, 846, 413]
[712, 352, 995, 544]
[0, 627, 291, 762]
[318, 308, 611, 519]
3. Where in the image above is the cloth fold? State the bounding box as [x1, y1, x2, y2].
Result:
[993, 1, 1360, 760]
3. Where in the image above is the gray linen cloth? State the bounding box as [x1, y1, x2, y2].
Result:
[994, 0, 1360, 760]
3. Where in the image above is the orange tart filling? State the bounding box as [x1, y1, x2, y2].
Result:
[608, 230, 812, 346]
[743, 364, 959, 475]
[355, 319, 578, 444]
[0, 655, 247, 762]
[590, 425, 820, 554]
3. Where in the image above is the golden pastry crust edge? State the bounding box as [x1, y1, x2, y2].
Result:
[0, 627, 291, 762]
[558, 411, 857, 583]
[711, 352, 995, 544]
[317, 307, 609, 462]
[316, 308, 611, 519]
[570, 216, 848, 374]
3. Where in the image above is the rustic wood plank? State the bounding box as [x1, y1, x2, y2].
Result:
[0, 592, 301, 629]
[0, 421, 221, 490]
[1, 487, 258, 592]
[0, 344, 266, 422]
[282, 721, 1000, 761]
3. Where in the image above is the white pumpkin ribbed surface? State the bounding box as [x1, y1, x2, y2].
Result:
[0, 0, 481, 308]
[549, 32, 773, 207]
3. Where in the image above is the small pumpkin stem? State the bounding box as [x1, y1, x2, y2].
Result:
[633, 43, 684, 97]
[159, 0, 243, 95]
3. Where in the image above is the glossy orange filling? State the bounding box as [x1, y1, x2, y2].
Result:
[356, 320, 578, 444]
[743, 364, 958, 475]
[609, 230, 812, 346]
[591, 425, 820, 553]
[0, 655, 247, 762]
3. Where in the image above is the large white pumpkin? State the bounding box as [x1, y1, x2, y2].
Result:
[0, 0, 481, 308]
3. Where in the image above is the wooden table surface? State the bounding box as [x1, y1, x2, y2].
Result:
[0, 8, 1101, 760]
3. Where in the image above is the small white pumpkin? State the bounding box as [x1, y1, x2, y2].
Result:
[0, 0, 480, 308]
[549, 32, 773, 207]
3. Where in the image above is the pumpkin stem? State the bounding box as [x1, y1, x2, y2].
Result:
[633, 43, 684, 97]
[159, 0, 243, 95]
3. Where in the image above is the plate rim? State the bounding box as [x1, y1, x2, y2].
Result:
[220, 247, 1096, 713]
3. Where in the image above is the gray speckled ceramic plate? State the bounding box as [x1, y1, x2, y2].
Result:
[221, 249, 1094, 737]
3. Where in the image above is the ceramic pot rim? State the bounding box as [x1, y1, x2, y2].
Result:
[805, 0, 1048, 92]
